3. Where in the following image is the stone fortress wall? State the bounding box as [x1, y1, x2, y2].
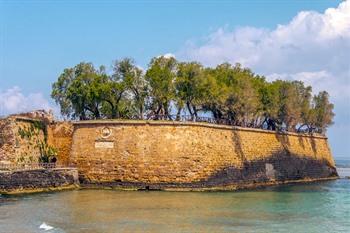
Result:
[0, 117, 46, 164]
[47, 122, 74, 165]
[0, 111, 78, 194]
[68, 120, 337, 190]
[0, 111, 73, 166]
[0, 111, 338, 191]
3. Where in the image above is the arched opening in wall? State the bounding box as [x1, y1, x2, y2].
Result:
[50, 157, 57, 163]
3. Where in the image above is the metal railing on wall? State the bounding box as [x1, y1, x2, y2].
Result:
[123, 114, 288, 132]
[134, 114, 323, 134]
[108, 114, 258, 128]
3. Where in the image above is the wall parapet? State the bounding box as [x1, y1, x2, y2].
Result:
[72, 119, 328, 139]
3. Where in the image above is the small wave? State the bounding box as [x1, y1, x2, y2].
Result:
[336, 165, 350, 168]
[39, 222, 54, 231]
[337, 168, 350, 178]
[335, 159, 350, 168]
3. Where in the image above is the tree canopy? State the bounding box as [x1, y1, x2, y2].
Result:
[51, 57, 334, 134]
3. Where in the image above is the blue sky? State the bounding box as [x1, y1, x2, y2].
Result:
[0, 0, 349, 157]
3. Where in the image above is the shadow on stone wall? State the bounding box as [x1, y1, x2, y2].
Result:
[275, 132, 319, 156]
[201, 153, 337, 187]
[232, 130, 245, 161]
[298, 136, 306, 149]
[79, 152, 338, 191]
[275, 133, 291, 155]
[310, 136, 318, 155]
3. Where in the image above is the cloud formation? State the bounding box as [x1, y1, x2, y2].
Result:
[179, 1, 350, 155]
[180, 0, 350, 99]
[0, 86, 52, 116]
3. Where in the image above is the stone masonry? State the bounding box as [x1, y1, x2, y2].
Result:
[69, 120, 338, 190]
[0, 168, 79, 194]
[0, 114, 339, 191]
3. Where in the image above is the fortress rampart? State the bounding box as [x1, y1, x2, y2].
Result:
[68, 120, 337, 190]
[0, 114, 338, 191]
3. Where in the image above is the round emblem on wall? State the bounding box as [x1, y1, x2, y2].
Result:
[101, 127, 112, 139]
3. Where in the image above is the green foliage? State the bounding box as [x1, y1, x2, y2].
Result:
[18, 126, 31, 139]
[51, 57, 335, 133]
[18, 121, 47, 141]
[175, 62, 206, 118]
[37, 142, 58, 163]
[145, 56, 177, 118]
[310, 91, 334, 132]
[51, 60, 149, 120]
[17, 122, 58, 163]
[113, 58, 148, 119]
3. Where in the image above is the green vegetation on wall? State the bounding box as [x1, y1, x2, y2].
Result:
[17, 121, 57, 163]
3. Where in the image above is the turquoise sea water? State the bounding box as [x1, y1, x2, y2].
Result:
[0, 159, 349, 233]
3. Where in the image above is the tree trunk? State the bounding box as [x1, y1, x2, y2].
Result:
[186, 102, 193, 119]
[164, 102, 171, 120]
[193, 105, 198, 119]
[155, 104, 162, 120]
[176, 107, 182, 121]
[139, 105, 144, 120]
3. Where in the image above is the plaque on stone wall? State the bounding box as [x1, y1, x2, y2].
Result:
[95, 141, 114, 149]
[100, 127, 112, 139]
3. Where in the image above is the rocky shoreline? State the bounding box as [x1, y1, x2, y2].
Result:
[0, 168, 79, 195]
[0, 169, 339, 195]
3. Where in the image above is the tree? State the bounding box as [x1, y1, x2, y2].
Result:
[201, 63, 259, 126]
[312, 91, 334, 132]
[258, 80, 281, 130]
[51, 58, 335, 134]
[66, 72, 107, 119]
[271, 80, 306, 131]
[51, 67, 75, 118]
[175, 62, 206, 119]
[200, 66, 229, 120]
[227, 64, 260, 126]
[113, 58, 149, 119]
[145, 56, 177, 119]
[99, 78, 126, 119]
[51, 62, 107, 120]
[52, 62, 128, 120]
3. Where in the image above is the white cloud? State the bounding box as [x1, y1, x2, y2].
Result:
[179, 1, 350, 155]
[0, 86, 53, 116]
[159, 53, 176, 59]
[179, 1, 350, 96]
[267, 70, 349, 100]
